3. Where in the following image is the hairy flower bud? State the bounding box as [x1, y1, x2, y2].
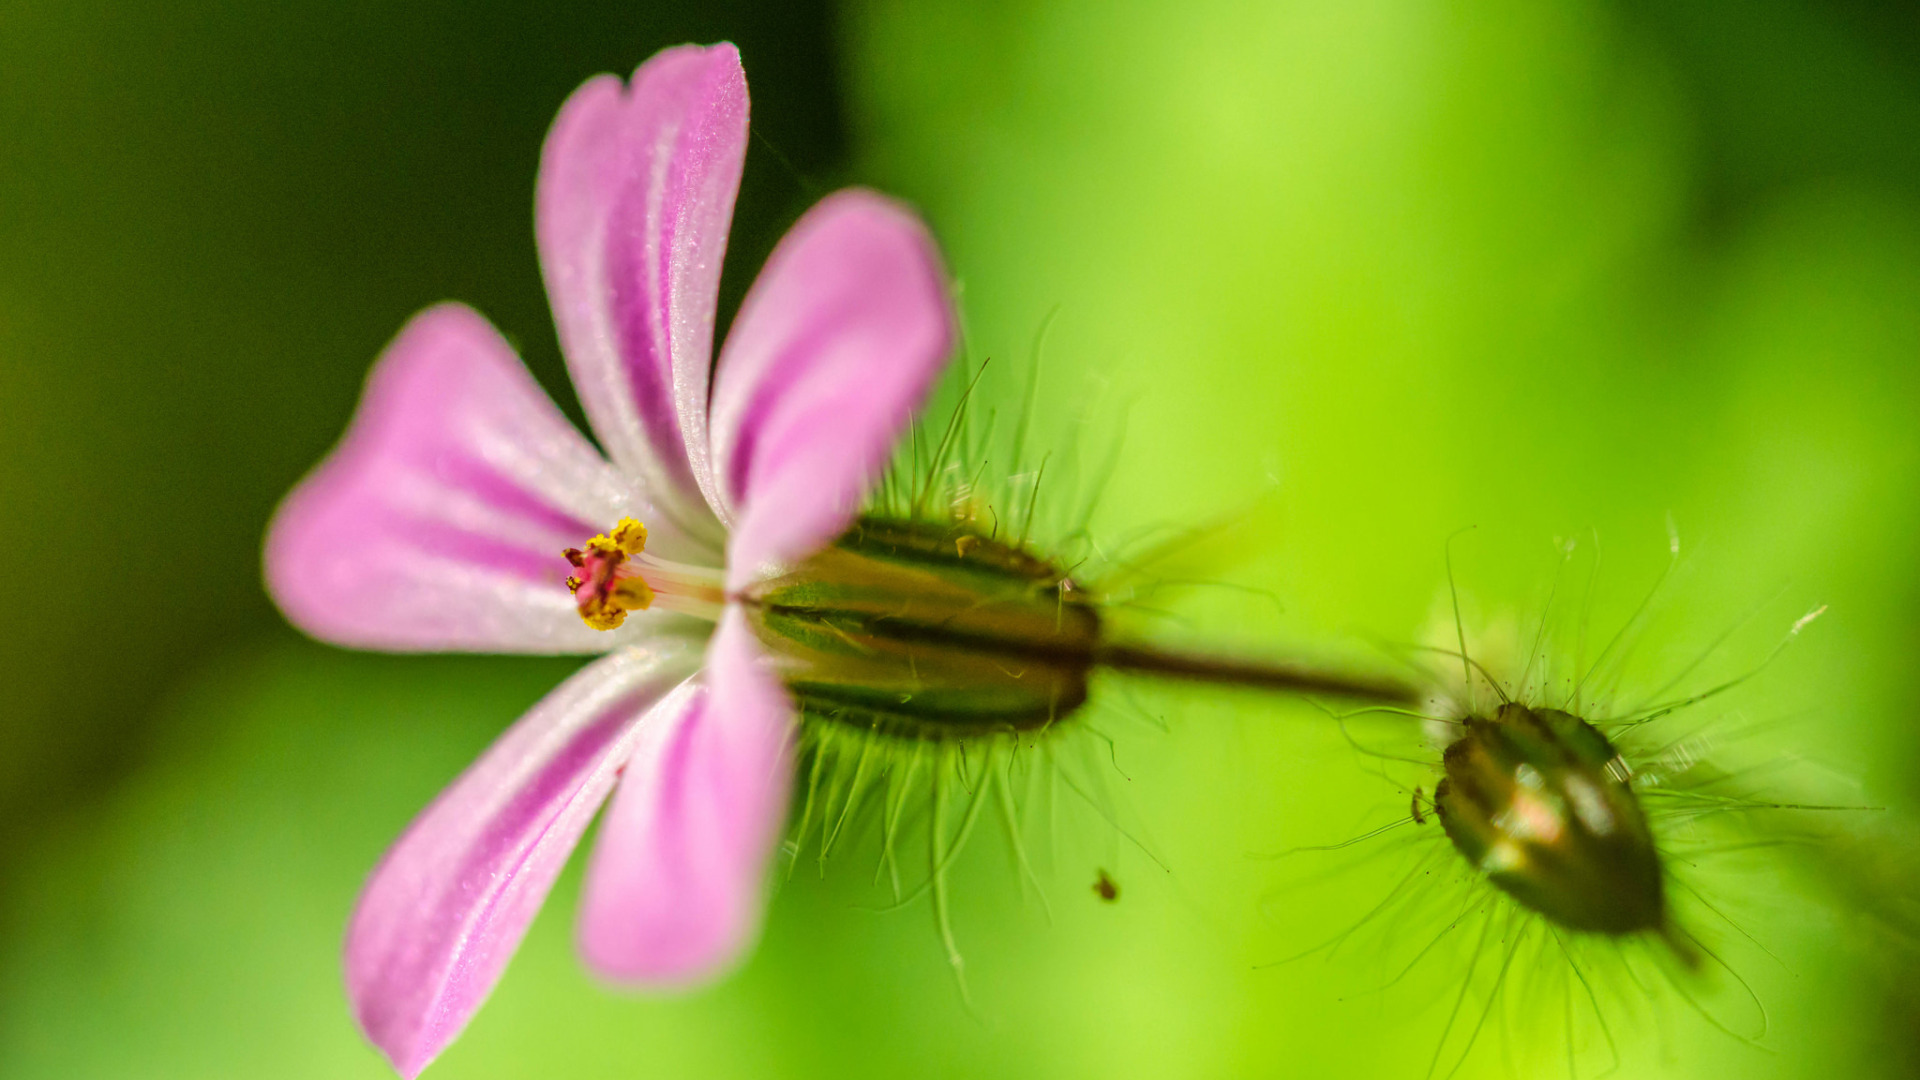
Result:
[1435, 702, 1665, 935]
[739, 516, 1098, 738]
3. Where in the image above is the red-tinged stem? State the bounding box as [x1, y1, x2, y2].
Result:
[1094, 642, 1417, 704]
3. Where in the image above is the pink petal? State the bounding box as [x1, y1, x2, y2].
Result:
[346, 643, 703, 1078]
[265, 303, 683, 654]
[537, 42, 747, 541]
[576, 609, 796, 984]
[708, 190, 956, 588]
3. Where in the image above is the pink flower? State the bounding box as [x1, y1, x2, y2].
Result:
[264, 43, 954, 1078]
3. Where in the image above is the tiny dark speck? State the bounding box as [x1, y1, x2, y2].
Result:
[1093, 869, 1119, 902]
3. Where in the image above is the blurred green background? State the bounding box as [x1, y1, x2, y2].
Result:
[3, 0, 1917, 1077]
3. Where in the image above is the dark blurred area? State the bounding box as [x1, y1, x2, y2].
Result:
[0, 0, 844, 861]
[1620, 0, 1920, 233]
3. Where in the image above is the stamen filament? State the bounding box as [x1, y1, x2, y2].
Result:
[631, 550, 728, 618]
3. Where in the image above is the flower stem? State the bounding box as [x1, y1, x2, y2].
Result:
[1094, 642, 1416, 704]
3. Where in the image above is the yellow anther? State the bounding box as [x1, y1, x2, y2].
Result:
[610, 517, 648, 555]
[612, 577, 654, 610]
[579, 517, 647, 560]
[579, 518, 647, 558]
[579, 603, 628, 631]
[576, 576, 653, 631]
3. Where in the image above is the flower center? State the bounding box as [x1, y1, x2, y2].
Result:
[564, 517, 726, 628]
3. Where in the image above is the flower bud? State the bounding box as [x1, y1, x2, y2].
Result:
[1435, 703, 1666, 935]
[739, 517, 1099, 739]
